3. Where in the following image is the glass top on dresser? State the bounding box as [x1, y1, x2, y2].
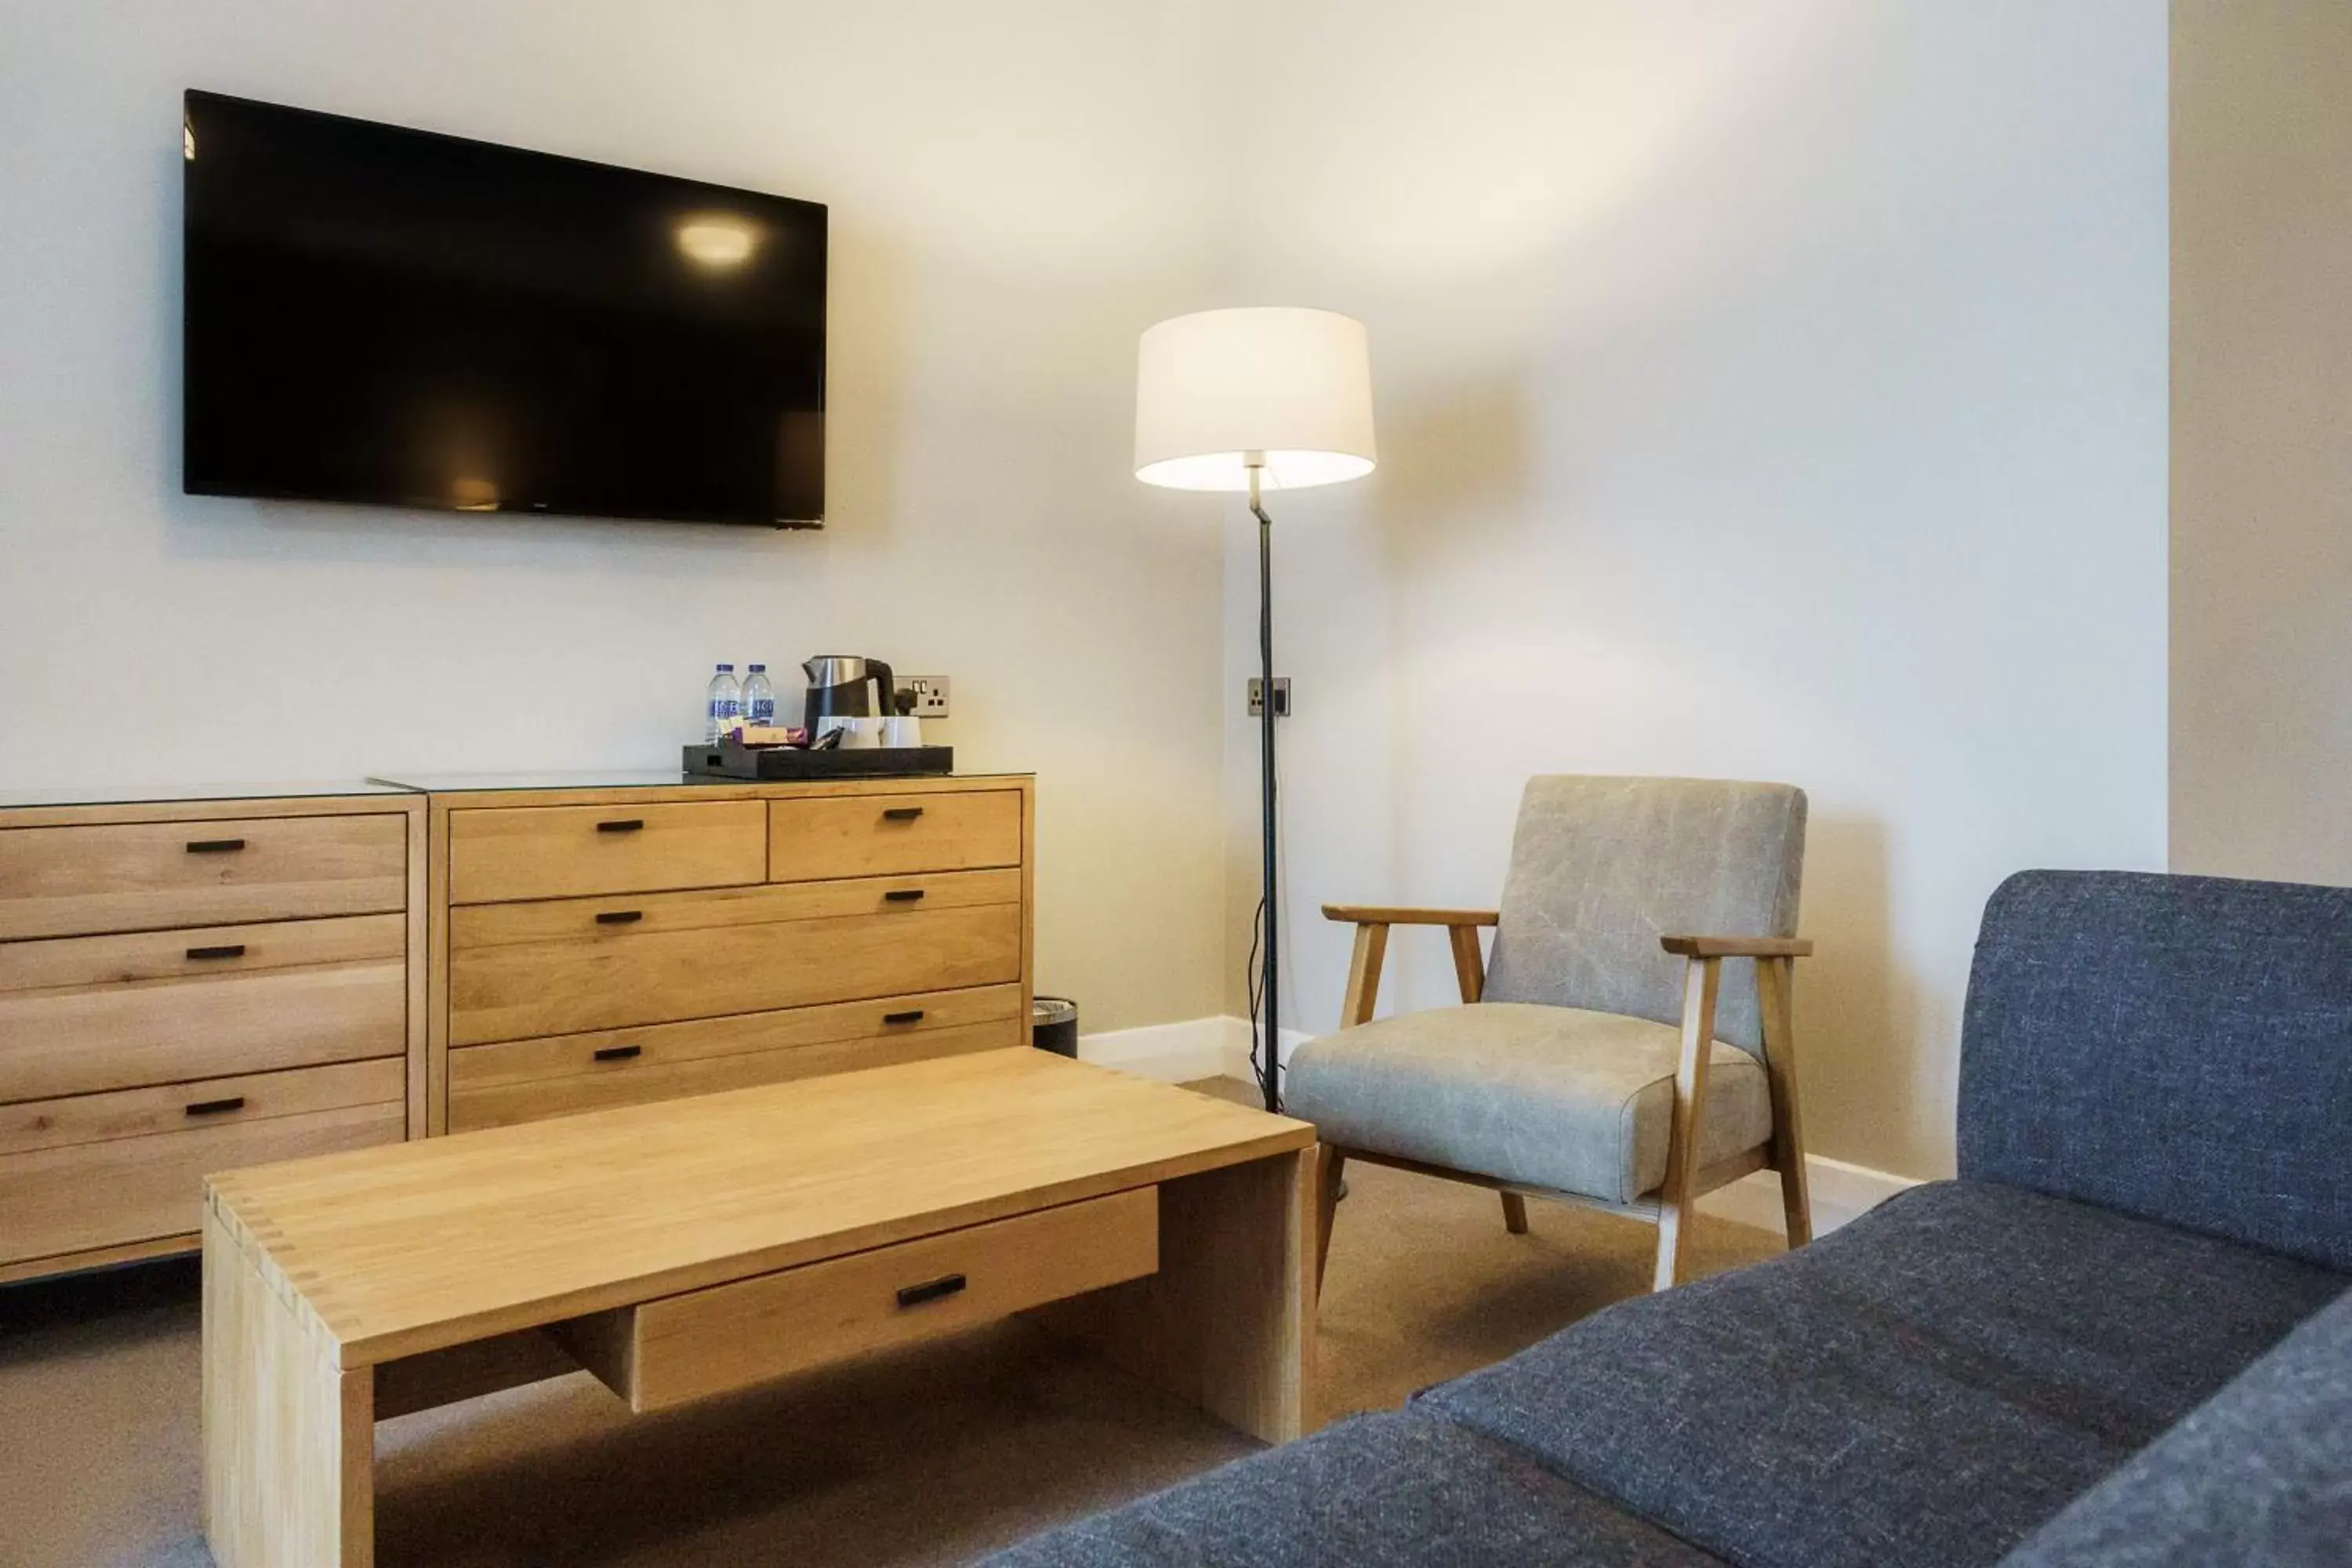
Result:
[0, 779, 416, 811]
[368, 768, 1027, 794]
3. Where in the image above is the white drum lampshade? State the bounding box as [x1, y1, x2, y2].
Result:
[1133, 307, 1377, 492]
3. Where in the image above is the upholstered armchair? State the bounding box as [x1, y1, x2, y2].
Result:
[1286, 775, 1813, 1293]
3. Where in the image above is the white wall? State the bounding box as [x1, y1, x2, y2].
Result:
[0, 2, 2183, 1127]
[0, 0, 1234, 1032]
[2171, 0, 2352, 887]
[1221, 0, 2172, 1179]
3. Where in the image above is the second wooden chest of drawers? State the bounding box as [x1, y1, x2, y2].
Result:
[423, 775, 1034, 1134]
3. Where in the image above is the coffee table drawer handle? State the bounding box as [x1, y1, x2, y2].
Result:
[186, 1096, 247, 1117]
[895, 1273, 967, 1309]
[882, 1009, 926, 1025]
[593, 1044, 643, 1063]
[881, 807, 925, 822]
[187, 943, 248, 961]
[186, 837, 247, 854]
[596, 818, 645, 833]
[595, 909, 644, 925]
[883, 888, 926, 903]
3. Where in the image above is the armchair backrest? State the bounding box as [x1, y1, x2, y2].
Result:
[1959, 869, 2352, 1272]
[1483, 776, 1807, 1055]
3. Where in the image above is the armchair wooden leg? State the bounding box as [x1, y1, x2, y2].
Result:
[1500, 1192, 1530, 1234]
[1652, 956, 1722, 1292]
[1756, 956, 1813, 1247]
[1315, 1145, 1346, 1297]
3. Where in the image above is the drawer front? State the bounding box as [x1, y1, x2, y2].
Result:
[448, 869, 1022, 950]
[769, 791, 1022, 882]
[448, 875, 1023, 1045]
[564, 1187, 1158, 1411]
[0, 815, 406, 940]
[0, 913, 404, 993]
[0, 1098, 403, 1266]
[0, 960, 406, 1103]
[449, 983, 1022, 1097]
[448, 1018, 1022, 1132]
[449, 800, 767, 906]
[0, 1058, 405, 1157]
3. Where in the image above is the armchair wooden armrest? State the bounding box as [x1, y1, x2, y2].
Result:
[1323, 905, 1498, 927]
[1650, 930, 1817, 1287]
[1326, 906, 1499, 1029]
[1659, 935, 1813, 959]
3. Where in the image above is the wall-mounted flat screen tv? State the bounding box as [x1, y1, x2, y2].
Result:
[183, 90, 826, 526]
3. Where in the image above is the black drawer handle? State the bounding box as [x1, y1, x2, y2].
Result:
[185, 1096, 246, 1117]
[595, 909, 644, 925]
[881, 807, 925, 822]
[186, 944, 247, 961]
[185, 838, 246, 854]
[895, 1273, 967, 1308]
[596, 819, 645, 834]
[882, 1009, 926, 1025]
[593, 1044, 643, 1062]
[883, 888, 926, 903]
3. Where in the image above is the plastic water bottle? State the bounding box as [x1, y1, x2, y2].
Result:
[705, 663, 743, 743]
[742, 664, 777, 728]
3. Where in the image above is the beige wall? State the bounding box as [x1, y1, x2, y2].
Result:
[2171, 0, 2352, 886]
[1221, 0, 2172, 1181]
[0, 0, 1233, 1033]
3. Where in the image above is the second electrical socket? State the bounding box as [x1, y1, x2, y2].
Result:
[1246, 677, 1291, 718]
[892, 677, 952, 718]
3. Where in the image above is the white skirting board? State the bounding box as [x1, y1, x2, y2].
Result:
[1076, 1014, 1920, 1236]
[1074, 1016, 1237, 1086]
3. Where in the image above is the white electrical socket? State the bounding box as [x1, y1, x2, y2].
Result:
[894, 676, 951, 718]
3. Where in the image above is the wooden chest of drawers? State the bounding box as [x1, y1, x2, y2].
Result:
[0, 773, 1031, 1281]
[423, 775, 1034, 1135]
[0, 793, 423, 1283]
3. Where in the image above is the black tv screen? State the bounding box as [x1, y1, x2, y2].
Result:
[183, 91, 826, 526]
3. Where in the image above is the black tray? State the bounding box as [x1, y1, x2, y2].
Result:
[681, 741, 955, 781]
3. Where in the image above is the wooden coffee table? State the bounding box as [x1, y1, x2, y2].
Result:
[200, 1047, 1317, 1567]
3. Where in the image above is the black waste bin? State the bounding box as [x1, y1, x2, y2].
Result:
[1032, 996, 1078, 1058]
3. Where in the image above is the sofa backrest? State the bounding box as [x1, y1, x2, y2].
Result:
[1995, 1283, 2352, 1566]
[1958, 869, 2352, 1272]
[1483, 775, 1806, 1056]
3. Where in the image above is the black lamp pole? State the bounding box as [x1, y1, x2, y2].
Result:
[1248, 460, 1280, 1113]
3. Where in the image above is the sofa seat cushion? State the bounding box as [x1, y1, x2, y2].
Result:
[983, 1406, 1726, 1567]
[1422, 1181, 2349, 1568]
[1284, 1003, 1773, 1205]
[1998, 1283, 2352, 1566]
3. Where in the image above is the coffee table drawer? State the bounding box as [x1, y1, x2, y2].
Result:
[449, 800, 767, 905]
[563, 1186, 1159, 1412]
[769, 791, 1022, 882]
[0, 815, 406, 939]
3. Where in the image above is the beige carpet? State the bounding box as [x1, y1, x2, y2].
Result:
[0, 1080, 1779, 1567]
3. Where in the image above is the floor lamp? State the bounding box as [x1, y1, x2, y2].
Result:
[1133, 307, 1377, 1112]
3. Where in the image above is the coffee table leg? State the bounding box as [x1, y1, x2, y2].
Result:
[1030, 1145, 1314, 1443]
[201, 1200, 375, 1567]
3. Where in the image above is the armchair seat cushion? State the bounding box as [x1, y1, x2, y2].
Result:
[1284, 1003, 1773, 1205]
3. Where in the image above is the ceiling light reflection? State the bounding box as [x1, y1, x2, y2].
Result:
[677, 217, 757, 267]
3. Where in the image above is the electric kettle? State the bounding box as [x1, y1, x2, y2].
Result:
[802, 655, 895, 731]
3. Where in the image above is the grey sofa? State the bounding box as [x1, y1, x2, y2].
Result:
[991, 870, 2352, 1567]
